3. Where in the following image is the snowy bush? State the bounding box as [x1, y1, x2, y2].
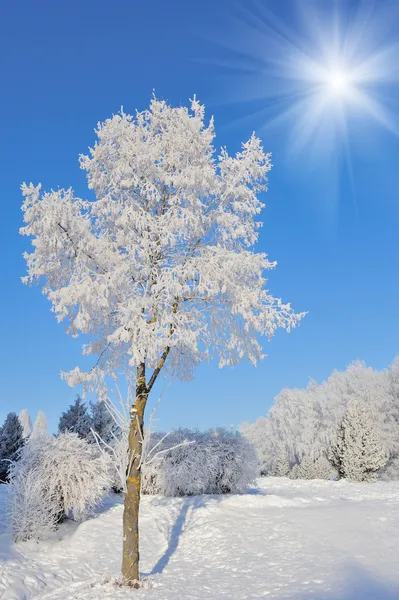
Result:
[8, 467, 57, 542]
[141, 428, 257, 497]
[8, 432, 112, 541]
[207, 429, 258, 493]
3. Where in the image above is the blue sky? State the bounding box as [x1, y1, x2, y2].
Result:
[1, 0, 399, 433]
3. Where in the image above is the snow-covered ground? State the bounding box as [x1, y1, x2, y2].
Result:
[1, 477, 399, 600]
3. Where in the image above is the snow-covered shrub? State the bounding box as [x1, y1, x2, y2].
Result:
[205, 429, 258, 493]
[141, 428, 257, 496]
[8, 467, 57, 542]
[142, 429, 205, 496]
[8, 432, 112, 541]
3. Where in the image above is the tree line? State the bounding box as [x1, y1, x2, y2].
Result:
[241, 358, 399, 482]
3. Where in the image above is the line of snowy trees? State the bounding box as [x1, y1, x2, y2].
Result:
[241, 358, 399, 483]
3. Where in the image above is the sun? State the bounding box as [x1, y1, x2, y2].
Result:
[214, 1, 399, 157]
[326, 69, 352, 95]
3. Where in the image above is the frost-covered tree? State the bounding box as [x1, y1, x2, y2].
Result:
[18, 409, 32, 439]
[20, 96, 303, 583]
[243, 358, 399, 478]
[30, 411, 49, 442]
[312, 456, 336, 480]
[90, 400, 118, 444]
[272, 448, 290, 477]
[328, 419, 346, 478]
[240, 416, 274, 475]
[58, 396, 92, 439]
[0, 413, 24, 483]
[290, 455, 335, 480]
[341, 399, 387, 482]
[8, 432, 112, 541]
[386, 356, 399, 459]
[293, 455, 316, 480]
[381, 456, 399, 481]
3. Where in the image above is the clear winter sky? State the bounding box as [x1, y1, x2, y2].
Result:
[1, 0, 399, 433]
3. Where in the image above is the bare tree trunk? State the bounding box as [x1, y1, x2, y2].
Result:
[122, 363, 148, 584]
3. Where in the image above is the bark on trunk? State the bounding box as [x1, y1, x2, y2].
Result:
[122, 364, 148, 584]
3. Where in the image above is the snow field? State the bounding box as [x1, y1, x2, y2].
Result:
[1, 478, 399, 599]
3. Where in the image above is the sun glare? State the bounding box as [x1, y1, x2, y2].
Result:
[217, 1, 399, 156]
[326, 69, 351, 95]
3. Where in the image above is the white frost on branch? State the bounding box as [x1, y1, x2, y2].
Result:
[141, 428, 258, 496]
[20, 96, 304, 389]
[91, 385, 193, 493]
[8, 432, 112, 541]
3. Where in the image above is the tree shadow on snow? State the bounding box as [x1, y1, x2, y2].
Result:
[145, 494, 222, 576]
[293, 563, 399, 600]
[246, 486, 263, 495]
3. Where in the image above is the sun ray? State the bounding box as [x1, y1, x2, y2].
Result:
[208, 0, 399, 157]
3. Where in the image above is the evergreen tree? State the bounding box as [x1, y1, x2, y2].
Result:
[290, 463, 300, 479]
[58, 396, 92, 439]
[294, 455, 316, 480]
[90, 401, 118, 444]
[341, 399, 387, 482]
[18, 409, 32, 439]
[328, 421, 346, 479]
[0, 413, 24, 482]
[272, 448, 290, 477]
[30, 411, 49, 442]
[313, 456, 336, 480]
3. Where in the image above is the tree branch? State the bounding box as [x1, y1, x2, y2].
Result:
[57, 222, 104, 273]
[147, 345, 171, 393]
[146, 299, 178, 393]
